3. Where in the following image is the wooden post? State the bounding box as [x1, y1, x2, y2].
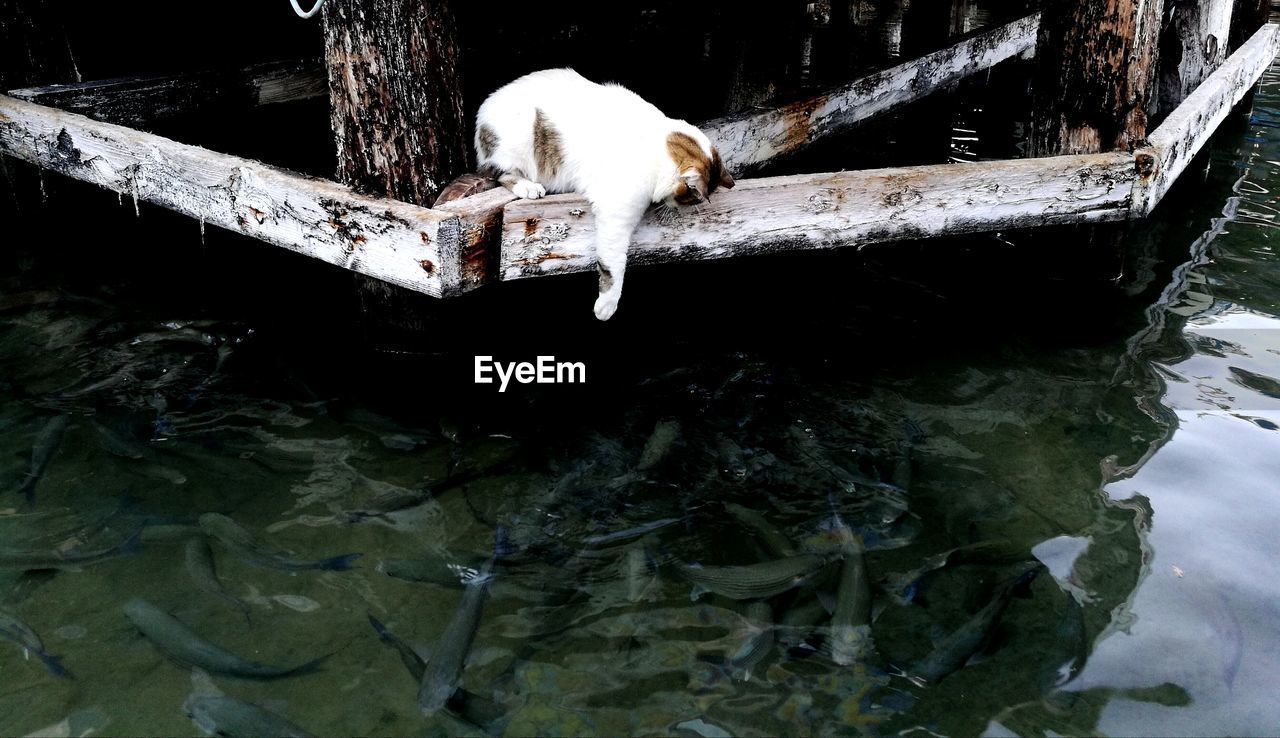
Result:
[0, 0, 79, 216]
[1030, 0, 1166, 157]
[321, 0, 469, 337]
[1231, 0, 1271, 50]
[321, 0, 467, 205]
[1157, 0, 1234, 115]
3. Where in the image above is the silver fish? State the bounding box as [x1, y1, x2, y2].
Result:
[829, 528, 873, 666]
[908, 566, 1041, 685]
[776, 596, 829, 650]
[124, 598, 325, 679]
[418, 532, 504, 716]
[0, 529, 141, 571]
[714, 435, 748, 481]
[680, 554, 832, 601]
[0, 609, 71, 677]
[723, 502, 798, 558]
[184, 695, 312, 738]
[636, 419, 681, 471]
[379, 554, 485, 588]
[16, 415, 70, 503]
[198, 513, 360, 572]
[91, 420, 146, 460]
[184, 537, 251, 621]
[726, 601, 774, 681]
[368, 616, 503, 732]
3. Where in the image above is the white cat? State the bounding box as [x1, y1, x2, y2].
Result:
[475, 68, 735, 321]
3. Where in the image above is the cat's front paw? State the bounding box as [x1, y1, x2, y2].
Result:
[513, 180, 546, 200]
[593, 292, 619, 321]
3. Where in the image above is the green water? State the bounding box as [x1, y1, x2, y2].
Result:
[4, 68, 1280, 738]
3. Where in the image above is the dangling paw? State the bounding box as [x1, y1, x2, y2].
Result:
[512, 180, 546, 200]
[594, 291, 620, 321]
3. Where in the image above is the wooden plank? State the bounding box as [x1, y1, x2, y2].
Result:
[0, 95, 464, 297]
[705, 12, 1041, 174]
[7, 60, 326, 128]
[500, 153, 1136, 280]
[1133, 22, 1280, 215]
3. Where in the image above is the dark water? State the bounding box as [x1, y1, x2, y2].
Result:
[5, 48, 1280, 738]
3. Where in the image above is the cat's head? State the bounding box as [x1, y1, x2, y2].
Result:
[665, 126, 735, 207]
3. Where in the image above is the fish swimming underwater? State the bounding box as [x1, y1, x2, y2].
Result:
[0, 609, 71, 678]
[14, 415, 70, 504]
[198, 513, 361, 572]
[418, 528, 508, 716]
[124, 598, 326, 679]
[184, 694, 314, 738]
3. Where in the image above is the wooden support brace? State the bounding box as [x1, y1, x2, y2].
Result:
[7, 60, 327, 128]
[0, 95, 468, 297]
[706, 12, 1041, 174]
[1133, 22, 1280, 215]
[500, 153, 1137, 280]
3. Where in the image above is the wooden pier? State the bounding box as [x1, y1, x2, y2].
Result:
[1, 3, 1278, 299]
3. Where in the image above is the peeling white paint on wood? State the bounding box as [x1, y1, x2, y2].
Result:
[0, 95, 462, 297]
[705, 13, 1041, 174]
[1134, 22, 1280, 216]
[500, 152, 1136, 280]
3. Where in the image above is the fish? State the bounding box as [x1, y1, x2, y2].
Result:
[91, 420, 146, 460]
[368, 616, 504, 732]
[828, 529, 874, 666]
[907, 566, 1041, 685]
[776, 596, 829, 650]
[723, 502, 798, 558]
[679, 554, 833, 601]
[184, 536, 251, 621]
[725, 601, 774, 681]
[123, 598, 326, 679]
[184, 694, 313, 738]
[625, 544, 658, 603]
[0, 530, 142, 571]
[198, 513, 361, 572]
[15, 415, 70, 503]
[379, 554, 485, 588]
[140, 523, 202, 544]
[0, 609, 71, 678]
[786, 425, 902, 493]
[419, 528, 506, 716]
[582, 517, 682, 547]
[713, 435, 748, 481]
[636, 419, 681, 471]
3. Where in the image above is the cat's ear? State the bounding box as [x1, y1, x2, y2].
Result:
[712, 147, 735, 190]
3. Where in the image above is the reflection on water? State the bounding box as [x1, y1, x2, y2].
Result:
[5, 39, 1280, 738]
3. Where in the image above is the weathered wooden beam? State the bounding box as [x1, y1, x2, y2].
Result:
[1031, 0, 1166, 157]
[707, 12, 1041, 174]
[0, 95, 465, 297]
[7, 60, 327, 128]
[499, 153, 1136, 281]
[1157, 0, 1234, 115]
[1133, 22, 1280, 215]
